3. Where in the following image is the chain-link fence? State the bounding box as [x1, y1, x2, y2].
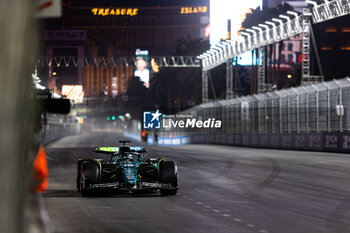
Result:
[177, 77, 350, 135]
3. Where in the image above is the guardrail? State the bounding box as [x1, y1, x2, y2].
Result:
[147, 77, 350, 152]
[175, 77, 350, 134]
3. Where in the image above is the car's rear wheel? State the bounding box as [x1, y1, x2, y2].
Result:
[160, 161, 178, 196]
[80, 161, 99, 196]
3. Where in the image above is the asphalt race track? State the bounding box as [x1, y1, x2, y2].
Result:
[43, 132, 350, 233]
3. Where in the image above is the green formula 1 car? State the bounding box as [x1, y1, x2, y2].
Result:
[76, 141, 178, 196]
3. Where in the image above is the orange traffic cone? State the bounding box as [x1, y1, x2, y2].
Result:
[33, 145, 48, 192]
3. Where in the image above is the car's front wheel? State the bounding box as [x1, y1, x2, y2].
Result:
[80, 161, 99, 196]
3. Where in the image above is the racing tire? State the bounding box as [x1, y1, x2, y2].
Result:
[80, 161, 99, 196]
[160, 161, 178, 196]
[76, 159, 87, 191]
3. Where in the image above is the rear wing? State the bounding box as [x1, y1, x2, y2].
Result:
[94, 146, 147, 154]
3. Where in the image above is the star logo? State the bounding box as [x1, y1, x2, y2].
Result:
[143, 110, 162, 129]
[150, 109, 162, 122]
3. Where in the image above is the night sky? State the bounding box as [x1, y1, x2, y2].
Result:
[65, 0, 209, 7]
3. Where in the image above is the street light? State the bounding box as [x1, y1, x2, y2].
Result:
[225, 42, 233, 57]
[200, 54, 207, 67]
[259, 23, 271, 42]
[225, 40, 237, 57]
[216, 43, 228, 59]
[279, 15, 293, 35]
[287, 11, 301, 33]
[203, 52, 211, 57]
[209, 49, 220, 62]
[240, 31, 252, 50]
[204, 52, 214, 65]
[287, 11, 299, 18]
[272, 18, 285, 37]
[265, 21, 276, 26]
[258, 23, 270, 29]
[279, 14, 290, 21]
[207, 51, 216, 63]
[212, 46, 224, 61]
[265, 21, 278, 40]
[306, 0, 322, 22]
[203, 53, 211, 67]
[272, 18, 284, 24]
[226, 39, 237, 56]
[235, 35, 246, 53]
[252, 26, 264, 44]
[246, 29, 258, 47]
[305, 0, 318, 7]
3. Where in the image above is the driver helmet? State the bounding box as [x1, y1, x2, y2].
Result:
[110, 154, 118, 163]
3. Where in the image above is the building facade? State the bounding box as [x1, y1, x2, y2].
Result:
[45, 1, 209, 97]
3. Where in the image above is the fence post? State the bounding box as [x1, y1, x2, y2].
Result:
[288, 95, 291, 133]
[272, 96, 275, 134]
[267, 92, 275, 133]
[339, 84, 343, 133]
[334, 80, 343, 132]
[310, 84, 320, 132]
[202, 69, 208, 103]
[291, 88, 300, 133]
[277, 93, 283, 133]
[231, 104, 234, 134]
[247, 99, 250, 133]
[236, 102, 240, 133]
[302, 87, 310, 132]
[258, 98, 261, 134]
[323, 83, 331, 132]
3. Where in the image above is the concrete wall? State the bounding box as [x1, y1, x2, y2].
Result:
[41, 122, 82, 145]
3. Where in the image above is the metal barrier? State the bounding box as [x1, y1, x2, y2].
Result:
[177, 77, 350, 135]
[123, 78, 350, 152]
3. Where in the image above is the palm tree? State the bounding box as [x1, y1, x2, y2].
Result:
[172, 35, 209, 56]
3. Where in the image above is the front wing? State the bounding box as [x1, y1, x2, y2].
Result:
[89, 181, 175, 191]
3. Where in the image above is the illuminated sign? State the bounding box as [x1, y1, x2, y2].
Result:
[205, 24, 210, 38]
[135, 48, 148, 56]
[91, 8, 138, 16]
[151, 58, 159, 73]
[112, 77, 117, 97]
[180, 6, 207, 14]
[62, 85, 84, 103]
[45, 30, 86, 41]
[134, 49, 150, 88]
